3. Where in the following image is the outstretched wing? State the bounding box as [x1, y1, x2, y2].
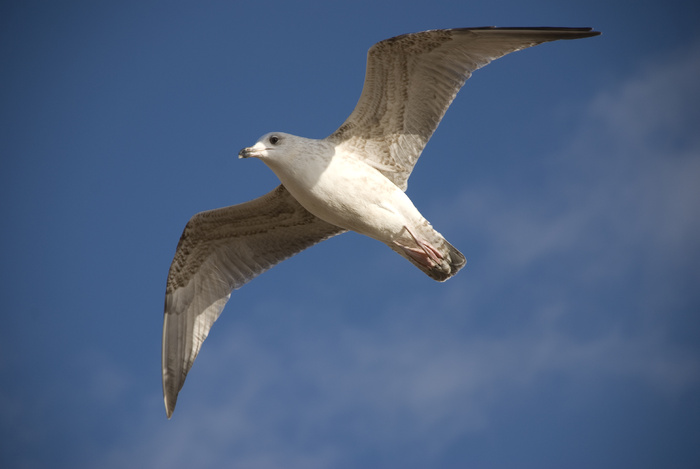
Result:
[162, 185, 345, 417]
[327, 27, 600, 190]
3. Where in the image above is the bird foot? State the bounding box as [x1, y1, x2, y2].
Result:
[394, 226, 444, 269]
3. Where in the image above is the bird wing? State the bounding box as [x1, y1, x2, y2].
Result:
[162, 185, 345, 417]
[327, 27, 600, 190]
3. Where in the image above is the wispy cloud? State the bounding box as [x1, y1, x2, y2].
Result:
[440, 38, 700, 391]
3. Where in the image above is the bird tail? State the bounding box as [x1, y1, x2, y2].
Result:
[391, 227, 466, 282]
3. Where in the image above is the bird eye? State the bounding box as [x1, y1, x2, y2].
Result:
[269, 135, 280, 145]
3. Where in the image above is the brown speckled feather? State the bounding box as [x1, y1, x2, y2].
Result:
[162, 185, 344, 417]
[329, 27, 600, 190]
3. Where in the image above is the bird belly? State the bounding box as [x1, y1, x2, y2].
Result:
[281, 157, 419, 244]
[276, 155, 464, 281]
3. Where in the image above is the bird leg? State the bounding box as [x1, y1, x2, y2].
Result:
[394, 226, 444, 268]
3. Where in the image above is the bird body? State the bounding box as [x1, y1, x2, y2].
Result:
[240, 132, 464, 280]
[162, 26, 601, 418]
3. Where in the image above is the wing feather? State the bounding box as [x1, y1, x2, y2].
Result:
[162, 185, 344, 417]
[328, 27, 600, 189]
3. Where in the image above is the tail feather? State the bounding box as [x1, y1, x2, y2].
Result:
[391, 235, 466, 282]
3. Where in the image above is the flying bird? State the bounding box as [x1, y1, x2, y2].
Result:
[162, 26, 601, 418]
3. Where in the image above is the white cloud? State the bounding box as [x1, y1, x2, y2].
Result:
[451, 39, 700, 285]
[439, 38, 700, 395]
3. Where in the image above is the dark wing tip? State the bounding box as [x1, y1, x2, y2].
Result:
[459, 26, 601, 38]
[383, 26, 601, 44]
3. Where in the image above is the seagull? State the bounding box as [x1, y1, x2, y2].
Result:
[162, 26, 601, 418]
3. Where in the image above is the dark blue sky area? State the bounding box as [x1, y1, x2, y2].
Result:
[2, 1, 699, 468]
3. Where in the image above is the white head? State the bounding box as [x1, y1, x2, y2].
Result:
[238, 132, 334, 178]
[238, 132, 294, 162]
[240, 132, 318, 173]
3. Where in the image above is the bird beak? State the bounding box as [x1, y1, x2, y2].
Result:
[238, 147, 254, 159]
[239, 143, 268, 159]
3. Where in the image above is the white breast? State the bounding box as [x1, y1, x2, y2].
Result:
[276, 150, 424, 244]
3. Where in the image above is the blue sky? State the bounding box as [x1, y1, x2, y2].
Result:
[2, 0, 699, 467]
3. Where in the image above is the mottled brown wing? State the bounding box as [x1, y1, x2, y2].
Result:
[162, 185, 345, 417]
[328, 27, 600, 190]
